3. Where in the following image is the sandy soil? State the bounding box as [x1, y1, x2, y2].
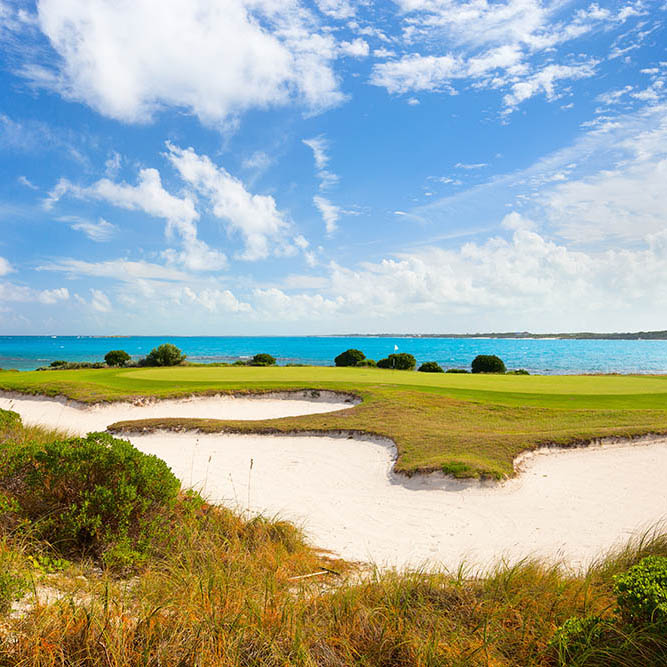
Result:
[3, 393, 666, 571]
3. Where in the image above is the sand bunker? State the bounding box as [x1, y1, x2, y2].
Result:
[0, 390, 356, 435]
[3, 393, 667, 570]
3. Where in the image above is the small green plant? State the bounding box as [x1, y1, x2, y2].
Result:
[0, 544, 28, 614]
[507, 368, 530, 375]
[104, 349, 131, 367]
[471, 354, 506, 374]
[334, 349, 365, 367]
[142, 343, 186, 367]
[614, 555, 667, 626]
[418, 361, 444, 373]
[377, 353, 416, 370]
[446, 368, 469, 373]
[250, 353, 276, 366]
[550, 615, 613, 663]
[0, 408, 21, 429]
[356, 359, 377, 367]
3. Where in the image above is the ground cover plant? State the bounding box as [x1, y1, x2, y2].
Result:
[0, 411, 665, 665]
[5, 366, 667, 479]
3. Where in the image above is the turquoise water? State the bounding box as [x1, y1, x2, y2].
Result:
[2, 336, 667, 374]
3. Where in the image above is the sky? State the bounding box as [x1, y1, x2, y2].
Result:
[0, 0, 666, 335]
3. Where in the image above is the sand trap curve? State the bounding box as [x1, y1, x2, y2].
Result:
[0, 391, 356, 434]
[3, 393, 667, 571]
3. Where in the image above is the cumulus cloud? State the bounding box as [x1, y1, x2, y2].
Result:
[166, 143, 293, 261]
[0, 282, 69, 304]
[45, 166, 227, 272]
[315, 0, 355, 19]
[25, 0, 344, 125]
[340, 38, 370, 58]
[0, 257, 13, 276]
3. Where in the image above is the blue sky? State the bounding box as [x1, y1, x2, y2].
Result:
[1, 0, 666, 334]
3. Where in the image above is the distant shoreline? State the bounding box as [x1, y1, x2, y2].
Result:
[3, 331, 667, 340]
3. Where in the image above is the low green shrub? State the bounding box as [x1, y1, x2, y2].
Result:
[250, 353, 276, 366]
[471, 354, 506, 374]
[356, 359, 377, 367]
[104, 349, 131, 367]
[0, 408, 21, 430]
[446, 368, 469, 373]
[507, 368, 530, 375]
[334, 349, 365, 367]
[614, 556, 667, 627]
[418, 361, 444, 373]
[0, 432, 180, 569]
[142, 343, 186, 367]
[377, 353, 416, 370]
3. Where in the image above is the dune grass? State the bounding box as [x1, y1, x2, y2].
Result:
[4, 366, 667, 478]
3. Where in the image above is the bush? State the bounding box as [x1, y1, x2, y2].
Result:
[356, 359, 377, 367]
[250, 353, 276, 366]
[104, 349, 131, 367]
[446, 368, 469, 373]
[550, 615, 613, 662]
[334, 349, 365, 367]
[143, 343, 186, 367]
[377, 353, 416, 371]
[507, 368, 530, 375]
[418, 361, 444, 373]
[0, 432, 180, 569]
[614, 556, 667, 627]
[0, 408, 21, 430]
[49, 360, 68, 368]
[471, 354, 506, 374]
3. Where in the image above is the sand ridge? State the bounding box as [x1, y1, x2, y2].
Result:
[2, 392, 666, 571]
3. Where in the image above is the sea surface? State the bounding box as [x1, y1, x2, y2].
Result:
[2, 336, 667, 374]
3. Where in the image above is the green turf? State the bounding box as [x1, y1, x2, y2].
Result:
[2, 366, 667, 479]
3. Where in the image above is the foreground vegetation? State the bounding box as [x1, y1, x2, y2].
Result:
[1, 411, 665, 666]
[4, 366, 667, 479]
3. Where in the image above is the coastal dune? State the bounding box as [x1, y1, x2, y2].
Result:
[3, 392, 667, 570]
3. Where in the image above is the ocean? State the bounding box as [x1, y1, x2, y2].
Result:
[2, 335, 667, 374]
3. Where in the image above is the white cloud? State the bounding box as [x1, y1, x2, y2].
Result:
[178, 286, 252, 313]
[0, 282, 69, 304]
[241, 151, 273, 171]
[502, 61, 598, 111]
[303, 135, 340, 190]
[166, 143, 292, 261]
[313, 195, 341, 234]
[90, 288, 111, 312]
[18, 175, 38, 190]
[0, 257, 13, 276]
[59, 216, 117, 242]
[500, 211, 536, 231]
[46, 167, 227, 271]
[27, 0, 344, 125]
[455, 162, 488, 169]
[340, 38, 370, 58]
[302, 135, 330, 170]
[315, 0, 355, 19]
[39, 258, 191, 282]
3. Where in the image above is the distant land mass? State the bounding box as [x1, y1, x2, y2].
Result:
[336, 331, 667, 340]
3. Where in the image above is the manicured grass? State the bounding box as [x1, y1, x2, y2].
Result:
[3, 366, 667, 478]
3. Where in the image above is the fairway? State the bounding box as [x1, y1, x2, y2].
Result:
[3, 365, 667, 478]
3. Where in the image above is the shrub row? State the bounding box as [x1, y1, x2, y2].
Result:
[333, 349, 528, 374]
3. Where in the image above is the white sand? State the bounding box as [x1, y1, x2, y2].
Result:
[0, 390, 356, 435]
[3, 393, 667, 571]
